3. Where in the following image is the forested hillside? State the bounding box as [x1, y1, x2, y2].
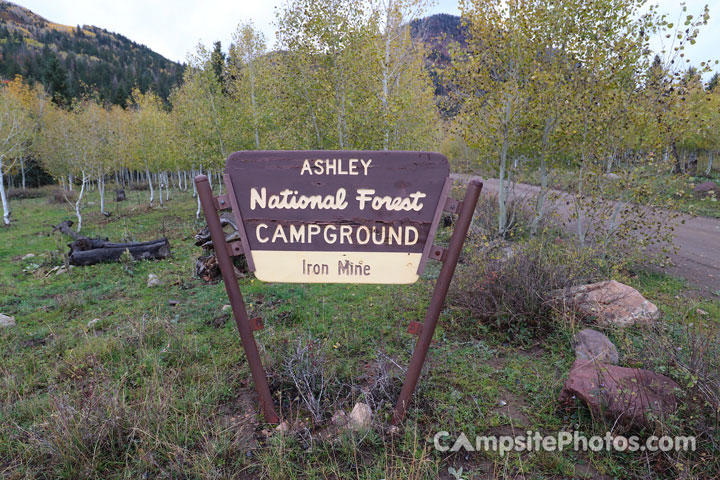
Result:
[411, 13, 465, 98]
[0, 1, 184, 105]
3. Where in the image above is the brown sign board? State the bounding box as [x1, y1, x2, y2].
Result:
[224, 151, 450, 284]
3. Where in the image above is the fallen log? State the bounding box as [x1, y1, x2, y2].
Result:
[70, 238, 171, 266]
[52, 221, 171, 266]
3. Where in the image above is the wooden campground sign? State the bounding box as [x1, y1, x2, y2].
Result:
[196, 150, 482, 425]
[223, 150, 450, 284]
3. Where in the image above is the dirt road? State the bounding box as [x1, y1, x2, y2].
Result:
[453, 174, 720, 294]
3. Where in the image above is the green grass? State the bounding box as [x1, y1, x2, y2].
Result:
[1, 188, 719, 478]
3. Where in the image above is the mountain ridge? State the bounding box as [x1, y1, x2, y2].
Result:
[0, 0, 184, 105]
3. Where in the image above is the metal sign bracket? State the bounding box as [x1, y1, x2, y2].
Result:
[195, 174, 482, 425]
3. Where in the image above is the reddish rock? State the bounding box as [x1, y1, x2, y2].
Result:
[559, 359, 679, 429]
[558, 280, 659, 327]
[572, 328, 619, 364]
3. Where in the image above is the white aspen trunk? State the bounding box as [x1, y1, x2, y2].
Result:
[331, 49, 346, 149]
[158, 173, 164, 206]
[298, 67, 322, 147]
[498, 148, 508, 235]
[195, 166, 202, 219]
[531, 117, 554, 235]
[192, 167, 197, 198]
[707, 151, 714, 175]
[0, 159, 10, 225]
[249, 62, 260, 149]
[532, 156, 548, 235]
[165, 172, 170, 201]
[381, 3, 392, 151]
[497, 99, 511, 236]
[20, 156, 26, 191]
[145, 161, 154, 207]
[75, 171, 87, 232]
[99, 175, 106, 214]
[577, 166, 585, 245]
[603, 193, 626, 252]
[206, 90, 227, 159]
[68, 173, 74, 191]
[217, 171, 223, 195]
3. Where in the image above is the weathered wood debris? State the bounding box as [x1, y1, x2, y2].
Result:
[53, 220, 171, 266]
[194, 213, 247, 282]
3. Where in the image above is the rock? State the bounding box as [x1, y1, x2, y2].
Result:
[275, 421, 290, 433]
[87, 318, 101, 329]
[497, 400, 507, 407]
[559, 359, 679, 430]
[56, 265, 72, 275]
[696, 308, 709, 316]
[147, 273, 160, 287]
[693, 181, 719, 196]
[572, 328, 619, 364]
[604, 173, 620, 180]
[557, 280, 659, 327]
[348, 402, 372, 430]
[0, 314, 16, 327]
[222, 304, 232, 313]
[331, 410, 348, 427]
[22, 253, 36, 260]
[168, 299, 179, 307]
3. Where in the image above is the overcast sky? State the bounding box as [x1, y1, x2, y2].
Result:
[14, 0, 720, 74]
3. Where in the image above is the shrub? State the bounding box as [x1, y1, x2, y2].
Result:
[7, 187, 46, 200]
[603, 320, 720, 477]
[451, 236, 604, 342]
[127, 182, 149, 191]
[466, 189, 536, 241]
[48, 189, 76, 204]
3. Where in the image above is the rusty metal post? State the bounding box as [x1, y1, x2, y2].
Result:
[392, 179, 483, 425]
[195, 175, 280, 424]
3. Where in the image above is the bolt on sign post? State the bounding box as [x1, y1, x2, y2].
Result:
[195, 151, 482, 425]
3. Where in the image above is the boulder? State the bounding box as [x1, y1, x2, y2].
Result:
[348, 402, 372, 430]
[693, 181, 718, 196]
[22, 253, 36, 260]
[603, 173, 620, 180]
[147, 273, 160, 287]
[557, 280, 659, 327]
[572, 328, 619, 364]
[0, 314, 16, 327]
[559, 359, 679, 430]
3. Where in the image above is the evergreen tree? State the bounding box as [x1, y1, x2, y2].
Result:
[210, 41, 226, 89]
[42, 51, 69, 105]
[708, 72, 719, 92]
